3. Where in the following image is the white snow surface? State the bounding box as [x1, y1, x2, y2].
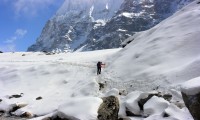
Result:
[181, 76, 200, 95]
[0, 49, 120, 119]
[1, 1, 199, 119]
[105, 1, 200, 91]
[144, 96, 169, 116]
[125, 91, 148, 115]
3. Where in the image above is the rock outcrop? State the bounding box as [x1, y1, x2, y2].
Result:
[98, 96, 119, 120]
[181, 77, 200, 120]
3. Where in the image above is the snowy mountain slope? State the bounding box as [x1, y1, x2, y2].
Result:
[1, 51, 195, 120]
[27, 0, 194, 52]
[105, 1, 200, 91]
[0, 50, 193, 120]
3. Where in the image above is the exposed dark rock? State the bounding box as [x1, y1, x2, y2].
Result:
[121, 39, 134, 48]
[182, 92, 200, 120]
[46, 52, 55, 55]
[125, 107, 142, 117]
[118, 117, 131, 120]
[9, 103, 27, 115]
[163, 112, 170, 117]
[99, 83, 105, 91]
[22, 54, 26, 56]
[163, 94, 172, 101]
[0, 110, 5, 116]
[9, 104, 21, 113]
[36, 97, 42, 100]
[197, 1, 200, 4]
[0, 51, 3, 53]
[20, 112, 32, 118]
[153, 86, 160, 90]
[9, 94, 23, 99]
[98, 96, 119, 120]
[0, 99, 2, 102]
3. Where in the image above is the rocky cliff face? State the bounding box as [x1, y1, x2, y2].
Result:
[28, 0, 194, 52]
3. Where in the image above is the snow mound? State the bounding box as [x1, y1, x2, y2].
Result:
[106, 1, 200, 91]
[181, 76, 200, 95]
[58, 97, 102, 120]
[144, 96, 169, 116]
[125, 91, 148, 115]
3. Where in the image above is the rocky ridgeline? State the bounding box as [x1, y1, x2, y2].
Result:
[28, 0, 194, 52]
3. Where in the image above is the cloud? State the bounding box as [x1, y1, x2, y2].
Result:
[5, 29, 27, 43]
[0, 44, 16, 52]
[5, 36, 17, 44]
[15, 29, 27, 37]
[13, 0, 57, 17]
[2, 29, 27, 52]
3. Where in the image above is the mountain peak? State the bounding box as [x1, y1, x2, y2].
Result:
[56, 0, 123, 20]
[28, 0, 194, 52]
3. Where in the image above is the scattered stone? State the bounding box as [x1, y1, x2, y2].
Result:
[99, 83, 105, 91]
[9, 95, 20, 99]
[9, 103, 28, 115]
[9, 94, 23, 99]
[153, 86, 160, 90]
[0, 110, 5, 116]
[163, 94, 172, 101]
[182, 92, 200, 120]
[36, 96, 42, 100]
[121, 40, 133, 48]
[163, 112, 170, 117]
[20, 112, 32, 118]
[98, 96, 119, 120]
[45, 52, 55, 55]
[119, 90, 127, 96]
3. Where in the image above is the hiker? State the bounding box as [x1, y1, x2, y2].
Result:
[97, 61, 105, 75]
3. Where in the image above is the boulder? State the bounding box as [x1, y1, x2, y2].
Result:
[20, 112, 32, 118]
[181, 77, 200, 120]
[36, 96, 42, 100]
[98, 96, 119, 120]
[98, 83, 105, 91]
[181, 92, 200, 120]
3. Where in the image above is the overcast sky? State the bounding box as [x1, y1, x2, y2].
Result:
[0, 0, 64, 52]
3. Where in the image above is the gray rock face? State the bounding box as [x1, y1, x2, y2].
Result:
[28, 0, 194, 52]
[98, 96, 119, 120]
[182, 92, 200, 120]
